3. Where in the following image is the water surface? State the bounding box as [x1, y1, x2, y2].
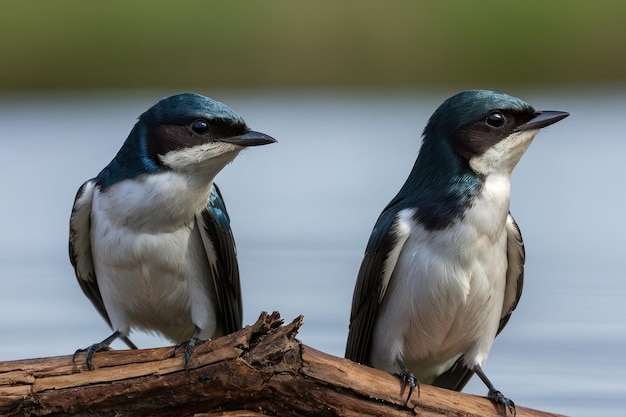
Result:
[0, 89, 624, 416]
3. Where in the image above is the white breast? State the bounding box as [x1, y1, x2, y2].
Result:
[370, 174, 512, 382]
[89, 171, 218, 342]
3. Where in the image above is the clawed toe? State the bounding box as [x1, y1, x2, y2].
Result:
[73, 342, 110, 370]
[73, 331, 124, 371]
[174, 336, 208, 374]
[488, 388, 516, 417]
[399, 368, 420, 404]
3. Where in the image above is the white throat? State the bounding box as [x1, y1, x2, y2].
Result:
[469, 129, 538, 176]
[159, 142, 243, 182]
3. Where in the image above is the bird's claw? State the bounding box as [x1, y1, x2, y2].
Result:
[72, 342, 111, 370]
[174, 336, 207, 374]
[488, 388, 516, 417]
[399, 368, 420, 404]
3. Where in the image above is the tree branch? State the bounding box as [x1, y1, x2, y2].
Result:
[0, 312, 566, 417]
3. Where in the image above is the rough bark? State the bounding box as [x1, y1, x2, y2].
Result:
[0, 311, 566, 417]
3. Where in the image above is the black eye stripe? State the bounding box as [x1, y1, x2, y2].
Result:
[485, 111, 505, 128]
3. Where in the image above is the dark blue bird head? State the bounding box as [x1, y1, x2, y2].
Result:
[96, 93, 276, 189]
[423, 90, 532, 139]
[389, 89, 568, 229]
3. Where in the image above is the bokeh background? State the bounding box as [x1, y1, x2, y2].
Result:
[2, 2, 625, 90]
[1, 2, 625, 416]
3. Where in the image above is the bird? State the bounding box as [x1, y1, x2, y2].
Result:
[69, 93, 276, 370]
[345, 90, 568, 416]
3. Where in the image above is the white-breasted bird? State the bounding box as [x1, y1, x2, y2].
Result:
[69, 93, 276, 369]
[345, 90, 568, 415]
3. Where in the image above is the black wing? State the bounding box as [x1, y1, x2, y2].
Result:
[69, 180, 137, 349]
[432, 213, 525, 390]
[196, 184, 243, 336]
[345, 206, 408, 364]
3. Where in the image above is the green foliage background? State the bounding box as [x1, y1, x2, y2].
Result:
[1, 1, 624, 90]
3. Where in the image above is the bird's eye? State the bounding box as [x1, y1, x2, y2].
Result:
[485, 111, 505, 128]
[191, 119, 210, 134]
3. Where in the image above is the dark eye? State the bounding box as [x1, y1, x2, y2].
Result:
[485, 111, 505, 128]
[191, 119, 210, 134]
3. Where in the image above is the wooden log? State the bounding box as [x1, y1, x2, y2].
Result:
[0, 312, 566, 417]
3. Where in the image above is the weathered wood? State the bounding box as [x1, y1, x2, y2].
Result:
[0, 312, 566, 417]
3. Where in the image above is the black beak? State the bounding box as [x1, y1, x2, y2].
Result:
[218, 131, 277, 147]
[515, 111, 570, 132]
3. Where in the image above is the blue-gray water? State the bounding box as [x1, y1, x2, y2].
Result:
[1, 88, 624, 416]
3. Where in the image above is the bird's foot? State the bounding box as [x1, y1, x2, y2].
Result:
[72, 342, 111, 371]
[399, 368, 420, 404]
[72, 331, 122, 370]
[488, 388, 516, 417]
[174, 336, 208, 374]
[474, 364, 516, 416]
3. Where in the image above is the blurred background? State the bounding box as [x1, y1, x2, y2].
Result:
[1, 2, 625, 416]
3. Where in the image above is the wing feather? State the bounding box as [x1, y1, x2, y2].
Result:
[69, 180, 109, 325]
[498, 213, 525, 333]
[196, 184, 243, 336]
[69, 180, 137, 349]
[345, 206, 411, 365]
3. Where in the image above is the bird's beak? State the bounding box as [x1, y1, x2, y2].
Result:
[515, 111, 570, 132]
[218, 131, 277, 147]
